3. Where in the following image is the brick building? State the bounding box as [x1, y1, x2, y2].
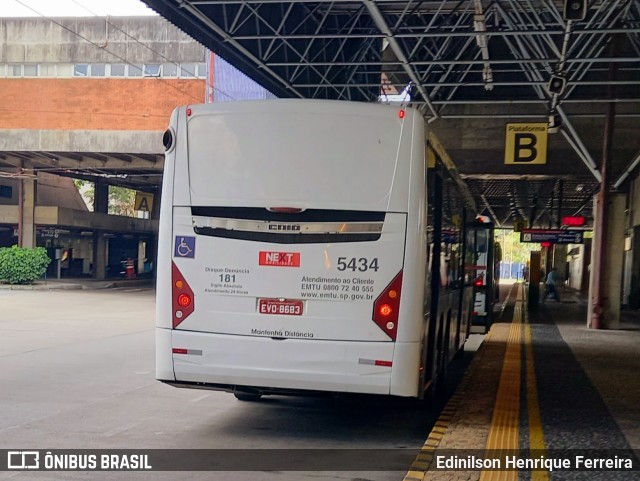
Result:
[0, 15, 206, 278]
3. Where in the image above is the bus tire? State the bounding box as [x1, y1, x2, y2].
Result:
[234, 392, 263, 402]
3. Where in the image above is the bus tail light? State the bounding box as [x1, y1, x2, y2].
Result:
[372, 270, 403, 340]
[172, 261, 194, 328]
[474, 276, 484, 287]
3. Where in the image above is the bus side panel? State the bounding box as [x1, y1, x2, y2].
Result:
[155, 107, 180, 331]
[156, 328, 174, 380]
[172, 331, 395, 395]
[390, 113, 427, 397]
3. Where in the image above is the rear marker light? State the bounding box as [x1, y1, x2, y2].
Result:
[173, 348, 188, 355]
[379, 304, 393, 317]
[186, 107, 192, 117]
[268, 207, 304, 213]
[375, 360, 393, 367]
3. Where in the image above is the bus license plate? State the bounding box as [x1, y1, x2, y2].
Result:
[258, 299, 304, 316]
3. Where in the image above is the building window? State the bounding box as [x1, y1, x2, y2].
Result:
[57, 64, 73, 77]
[90, 64, 106, 77]
[23, 64, 38, 76]
[74, 64, 89, 77]
[196, 63, 207, 77]
[111, 63, 125, 76]
[180, 62, 196, 78]
[162, 63, 177, 77]
[143, 64, 160, 77]
[129, 64, 143, 77]
[39, 64, 56, 76]
[0, 185, 12, 199]
[7, 65, 21, 77]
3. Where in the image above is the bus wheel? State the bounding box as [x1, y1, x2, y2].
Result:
[234, 392, 263, 402]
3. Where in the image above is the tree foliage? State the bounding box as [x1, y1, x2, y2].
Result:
[0, 246, 51, 285]
[495, 230, 540, 263]
[73, 179, 136, 217]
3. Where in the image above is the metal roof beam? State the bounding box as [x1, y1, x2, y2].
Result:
[361, 0, 438, 118]
[178, 0, 305, 98]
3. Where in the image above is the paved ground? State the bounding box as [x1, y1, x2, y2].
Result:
[0, 288, 480, 481]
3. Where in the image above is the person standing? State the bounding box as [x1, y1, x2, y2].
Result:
[544, 267, 560, 301]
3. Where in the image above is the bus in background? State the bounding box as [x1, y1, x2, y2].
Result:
[156, 100, 473, 400]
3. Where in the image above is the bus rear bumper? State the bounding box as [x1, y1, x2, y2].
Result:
[157, 328, 419, 396]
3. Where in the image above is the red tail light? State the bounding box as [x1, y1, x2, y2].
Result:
[372, 270, 403, 340]
[474, 275, 484, 287]
[172, 261, 194, 328]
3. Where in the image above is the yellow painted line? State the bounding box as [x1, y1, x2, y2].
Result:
[524, 308, 550, 481]
[480, 284, 523, 481]
[402, 328, 498, 481]
[402, 283, 520, 481]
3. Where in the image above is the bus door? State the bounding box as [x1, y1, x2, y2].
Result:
[465, 221, 495, 333]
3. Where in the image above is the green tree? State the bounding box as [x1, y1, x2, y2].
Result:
[108, 186, 136, 217]
[73, 179, 136, 216]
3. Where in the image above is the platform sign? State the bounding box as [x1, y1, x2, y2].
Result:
[134, 192, 154, 212]
[504, 123, 548, 165]
[520, 229, 584, 244]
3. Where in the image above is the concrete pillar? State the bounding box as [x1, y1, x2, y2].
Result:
[150, 188, 161, 220]
[588, 193, 626, 329]
[94, 182, 109, 214]
[92, 231, 107, 280]
[18, 169, 36, 248]
[553, 244, 568, 285]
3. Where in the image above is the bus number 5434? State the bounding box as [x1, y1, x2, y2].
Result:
[337, 257, 379, 272]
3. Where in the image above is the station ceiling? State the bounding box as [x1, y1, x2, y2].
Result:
[142, 1, 640, 227]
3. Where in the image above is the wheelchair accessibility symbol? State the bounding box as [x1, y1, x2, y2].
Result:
[174, 236, 196, 259]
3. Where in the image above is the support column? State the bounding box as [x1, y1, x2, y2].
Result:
[92, 231, 107, 280]
[94, 181, 109, 214]
[18, 166, 36, 248]
[588, 194, 626, 329]
[553, 244, 568, 286]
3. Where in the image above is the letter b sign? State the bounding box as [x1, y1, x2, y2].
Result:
[504, 123, 548, 165]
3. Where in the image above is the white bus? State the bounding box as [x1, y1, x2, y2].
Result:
[156, 100, 470, 400]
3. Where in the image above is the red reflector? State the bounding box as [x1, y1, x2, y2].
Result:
[372, 270, 403, 341]
[172, 348, 188, 355]
[375, 360, 393, 367]
[186, 107, 192, 116]
[398, 110, 405, 119]
[177, 293, 192, 307]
